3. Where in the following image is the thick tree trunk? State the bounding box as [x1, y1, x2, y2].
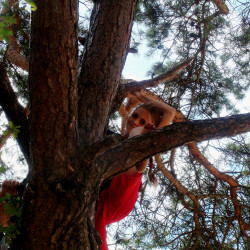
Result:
[14, 0, 137, 248]
[15, 185, 100, 249]
[16, 0, 97, 249]
[29, 0, 78, 183]
[5, 0, 249, 248]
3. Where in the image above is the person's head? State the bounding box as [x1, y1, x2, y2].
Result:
[125, 103, 162, 186]
[125, 103, 163, 134]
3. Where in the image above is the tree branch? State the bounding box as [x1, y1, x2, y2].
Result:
[0, 62, 29, 163]
[188, 143, 250, 236]
[155, 154, 198, 204]
[111, 57, 194, 114]
[94, 113, 250, 181]
[6, 40, 29, 71]
[123, 57, 194, 94]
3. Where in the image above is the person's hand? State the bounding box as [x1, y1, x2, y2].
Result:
[0, 180, 19, 197]
[128, 122, 156, 138]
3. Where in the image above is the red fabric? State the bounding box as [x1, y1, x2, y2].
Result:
[95, 172, 142, 250]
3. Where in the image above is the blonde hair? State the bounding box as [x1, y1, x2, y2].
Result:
[135, 103, 163, 127]
[148, 157, 158, 186]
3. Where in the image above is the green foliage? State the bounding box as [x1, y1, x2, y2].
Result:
[0, 1, 17, 42]
[0, 165, 6, 174]
[0, 193, 22, 245]
[0, 0, 249, 248]
[132, 0, 249, 121]
[24, 0, 37, 11]
[8, 121, 20, 140]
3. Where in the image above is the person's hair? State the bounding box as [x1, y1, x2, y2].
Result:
[135, 103, 163, 127]
[134, 103, 162, 186]
[148, 157, 158, 186]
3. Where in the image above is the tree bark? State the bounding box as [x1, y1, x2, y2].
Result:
[19, 0, 90, 248]
[1, 0, 248, 249]
[78, 0, 137, 144]
[29, 0, 78, 184]
[94, 113, 250, 181]
[15, 182, 101, 249]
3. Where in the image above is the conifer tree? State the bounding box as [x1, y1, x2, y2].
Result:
[0, 0, 249, 248]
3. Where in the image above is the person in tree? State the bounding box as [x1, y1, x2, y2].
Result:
[95, 89, 176, 249]
[0, 90, 176, 249]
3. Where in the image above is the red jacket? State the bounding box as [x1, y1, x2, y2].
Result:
[95, 172, 142, 250]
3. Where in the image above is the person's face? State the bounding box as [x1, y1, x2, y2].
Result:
[126, 107, 152, 134]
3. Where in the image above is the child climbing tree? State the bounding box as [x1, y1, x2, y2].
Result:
[0, 0, 249, 249]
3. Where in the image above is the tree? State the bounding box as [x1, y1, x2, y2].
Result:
[0, 0, 249, 249]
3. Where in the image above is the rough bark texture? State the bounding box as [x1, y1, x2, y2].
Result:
[22, 0, 85, 248]
[14, 1, 138, 249]
[95, 113, 250, 180]
[29, 0, 78, 183]
[1, 0, 249, 249]
[17, 183, 100, 249]
[78, 0, 137, 144]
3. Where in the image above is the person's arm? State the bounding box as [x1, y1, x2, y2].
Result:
[126, 90, 176, 176]
[126, 160, 148, 176]
[126, 123, 155, 176]
[131, 89, 176, 128]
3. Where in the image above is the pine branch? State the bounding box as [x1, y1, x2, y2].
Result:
[94, 112, 250, 181]
[188, 143, 250, 236]
[155, 154, 198, 204]
[123, 57, 194, 94]
[111, 57, 194, 114]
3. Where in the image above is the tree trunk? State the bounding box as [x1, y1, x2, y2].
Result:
[16, 0, 137, 247]
[29, 0, 78, 183]
[14, 184, 100, 249]
[17, 0, 99, 248]
[4, 0, 249, 248]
